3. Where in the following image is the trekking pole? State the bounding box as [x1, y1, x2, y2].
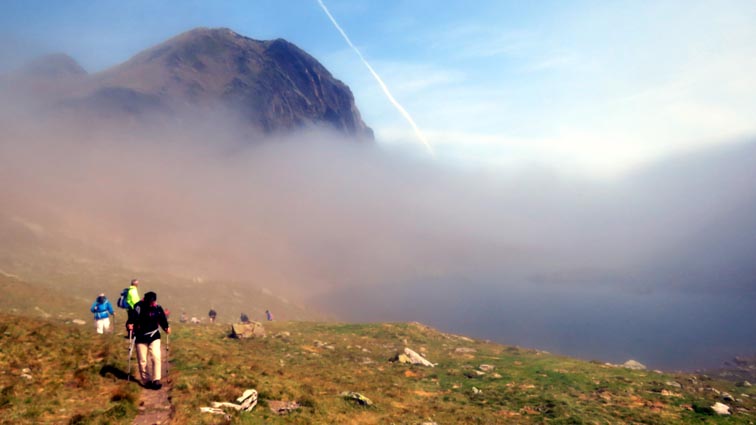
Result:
[127, 330, 135, 382]
[165, 332, 170, 377]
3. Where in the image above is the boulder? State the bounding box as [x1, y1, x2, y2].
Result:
[621, 360, 646, 370]
[404, 348, 435, 367]
[230, 322, 265, 339]
[711, 402, 731, 415]
[479, 364, 495, 372]
[341, 391, 373, 406]
[389, 348, 435, 367]
[72, 319, 86, 325]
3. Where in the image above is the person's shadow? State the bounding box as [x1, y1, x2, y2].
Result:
[99, 365, 150, 388]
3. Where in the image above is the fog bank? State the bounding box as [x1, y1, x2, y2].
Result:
[1, 99, 754, 370]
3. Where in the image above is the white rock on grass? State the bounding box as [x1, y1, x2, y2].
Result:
[621, 359, 646, 370]
[711, 402, 731, 415]
[392, 348, 435, 367]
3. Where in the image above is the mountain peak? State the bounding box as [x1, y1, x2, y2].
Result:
[86, 27, 373, 139]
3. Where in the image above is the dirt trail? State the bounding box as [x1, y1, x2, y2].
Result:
[133, 339, 173, 425]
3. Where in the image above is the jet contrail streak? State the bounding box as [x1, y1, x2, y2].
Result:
[317, 0, 435, 157]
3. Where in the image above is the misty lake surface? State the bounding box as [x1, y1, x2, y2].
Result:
[321, 283, 756, 371]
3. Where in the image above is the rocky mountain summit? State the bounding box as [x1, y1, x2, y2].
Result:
[9, 27, 373, 139]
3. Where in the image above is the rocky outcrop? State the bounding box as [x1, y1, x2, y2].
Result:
[230, 321, 265, 339]
[701, 355, 756, 383]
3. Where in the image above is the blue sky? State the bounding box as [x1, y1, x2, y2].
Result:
[2, 0, 755, 176]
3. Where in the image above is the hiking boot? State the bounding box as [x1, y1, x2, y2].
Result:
[151, 380, 162, 390]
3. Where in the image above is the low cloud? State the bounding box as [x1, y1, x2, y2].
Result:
[1, 92, 754, 369]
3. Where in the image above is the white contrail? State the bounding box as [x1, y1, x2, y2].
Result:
[317, 0, 435, 157]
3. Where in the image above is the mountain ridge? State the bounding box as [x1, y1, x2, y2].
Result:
[10, 27, 373, 140]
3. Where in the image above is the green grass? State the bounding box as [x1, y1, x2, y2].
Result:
[167, 321, 756, 424]
[1, 314, 754, 424]
[0, 313, 139, 424]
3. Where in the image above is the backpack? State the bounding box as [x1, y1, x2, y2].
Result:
[117, 287, 130, 309]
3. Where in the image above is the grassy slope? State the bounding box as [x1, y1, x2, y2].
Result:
[169, 322, 755, 424]
[0, 274, 78, 319]
[1, 314, 754, 424]
[0, 312, 139, 424]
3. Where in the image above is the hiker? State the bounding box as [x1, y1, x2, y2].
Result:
[240, 312, 249, 323]
[126, 279, 140, 309]
[126, 291, 171, 390]
[90, 293, 115, 334]
[180, 311, 188, 323]
[208, 308, 217, 323]
[266, 309, 273, 321]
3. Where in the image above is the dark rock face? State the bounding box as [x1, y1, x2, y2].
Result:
[80, 27, 373, 139]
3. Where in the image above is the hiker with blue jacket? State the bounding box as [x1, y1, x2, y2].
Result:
[90, 293, 115, 334]
[127, 291, 171, 390]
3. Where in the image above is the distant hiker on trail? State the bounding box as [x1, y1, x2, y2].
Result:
[127, 291, 171, 390]
[180, 312, 188, 323]
[266, 309, 273, 321]
[90, 293, 115, 334]
[208, 309, 217, 323]
[126, 279, 140, 309]
[240, 313, 250, 323]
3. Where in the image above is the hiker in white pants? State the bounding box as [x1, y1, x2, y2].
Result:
[90, 293, 115, 334]
[126, 291, 171, 390]
[136, 335, 161, 386]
